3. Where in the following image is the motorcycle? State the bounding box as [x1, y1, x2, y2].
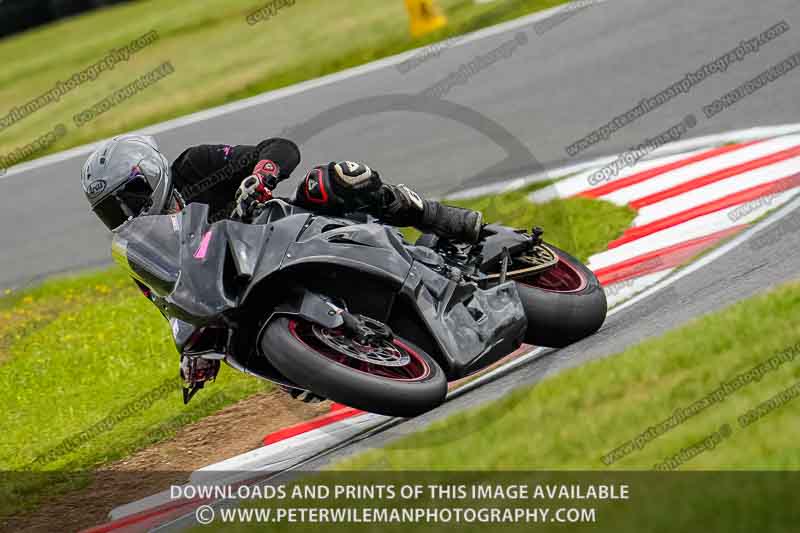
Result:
[111, 198, 606, 417]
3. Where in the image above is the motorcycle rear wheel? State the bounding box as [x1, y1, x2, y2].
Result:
[501, 243, 607, 347]
[261, 317, 447, 417]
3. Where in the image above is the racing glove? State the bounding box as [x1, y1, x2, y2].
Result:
[296, 160, 383, 212]
[231, 159, 280, 221]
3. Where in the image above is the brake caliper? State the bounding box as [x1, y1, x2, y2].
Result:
[340, 312, 393, 345]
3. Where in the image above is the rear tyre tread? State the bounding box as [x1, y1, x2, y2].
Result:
[515, 244, 607, 348]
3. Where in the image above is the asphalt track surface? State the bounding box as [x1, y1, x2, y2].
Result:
[2, 0, 800, 290]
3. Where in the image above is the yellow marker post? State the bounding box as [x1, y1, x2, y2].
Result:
[404, 0, 448, 38]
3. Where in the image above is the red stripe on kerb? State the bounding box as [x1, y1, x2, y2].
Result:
[578, 141, 760, 200]
[81, 498, 210, 533]
[262, 406, 365, 446]
[631, 142, 800, 209]
[596, 225, 746, 285]
[608, 173, 800, 248]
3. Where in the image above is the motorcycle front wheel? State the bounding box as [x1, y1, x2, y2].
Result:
[261, 316, 447, 418]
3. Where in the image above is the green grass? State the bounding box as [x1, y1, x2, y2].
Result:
[0, 0, 569, 166]
[338, 282, 800, 471]
[0, 268, 268, 514]
[0, 267, 266, 473]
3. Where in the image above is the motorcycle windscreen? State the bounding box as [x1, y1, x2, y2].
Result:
[112, 213, 181, 297]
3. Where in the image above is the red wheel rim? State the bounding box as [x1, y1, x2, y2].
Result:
[517, 253, 587, 293]
[288, 319, 431, 382]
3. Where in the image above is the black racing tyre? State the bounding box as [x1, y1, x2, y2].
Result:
[261, 317, 448, 418]
[512, 244, 607, 348]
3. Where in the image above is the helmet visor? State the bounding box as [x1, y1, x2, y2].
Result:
[93, 175, 154, 230]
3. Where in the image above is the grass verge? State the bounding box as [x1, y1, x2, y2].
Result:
[0, 267, 266, 474]
[0, 0, 569, 165]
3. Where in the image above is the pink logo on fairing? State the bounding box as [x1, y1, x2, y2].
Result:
[194, 231, 213, 259]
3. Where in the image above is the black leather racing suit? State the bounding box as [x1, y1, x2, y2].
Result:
[170, 137, 483, 240]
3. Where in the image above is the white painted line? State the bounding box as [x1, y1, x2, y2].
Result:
[192, 413, 389, 482]
[109, 488, 174, 521]
[448, 347, 547, 400]
[603, 269, 676, 308]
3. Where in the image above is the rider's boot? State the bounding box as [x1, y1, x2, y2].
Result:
[380, 184, 483, 243]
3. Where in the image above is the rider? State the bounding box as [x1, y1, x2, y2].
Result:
[81, 134, 483, 239]
[80, 134, 484, 401]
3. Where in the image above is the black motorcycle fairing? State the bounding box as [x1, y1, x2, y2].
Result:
[113, 202, 413, 327]
[399, 262, 527, 378]
[170, 317, 199, 353]
[248, 212, 527, 379]
[116, 203, 313, 324]
[407, 245, 446, 268]
[112, 213, 181, 297]
[455, 282, 528, 375]
[252, 198, 307, 224]
[280, 216, 414, 285]
[235, 203, 415, 310]
[479, 223, 532, 272]
[167, 204, 270, 322]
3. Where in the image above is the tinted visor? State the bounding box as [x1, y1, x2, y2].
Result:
[93, 176, 154, 230]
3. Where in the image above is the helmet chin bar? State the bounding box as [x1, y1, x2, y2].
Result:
[136, 151, 175, 218]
